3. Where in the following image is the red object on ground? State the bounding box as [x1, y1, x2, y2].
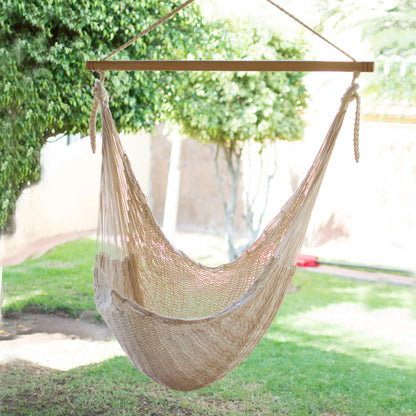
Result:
[296, 254, 319, 267]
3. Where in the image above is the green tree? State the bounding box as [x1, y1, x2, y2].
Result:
[316, 0, 416, 104]
[169, 21, 308, 260]
[362, 0, 416, 103]
[0, 0, 204, 233]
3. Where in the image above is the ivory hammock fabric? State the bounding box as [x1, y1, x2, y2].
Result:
[93, 74, 361, 391]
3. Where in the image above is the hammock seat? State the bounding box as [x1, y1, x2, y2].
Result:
[92, 76, 360, 391]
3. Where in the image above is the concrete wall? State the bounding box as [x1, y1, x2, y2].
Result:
[150, 126, 245, 235]
[262, 119, 416, 272]
[1, 132, 151, 266]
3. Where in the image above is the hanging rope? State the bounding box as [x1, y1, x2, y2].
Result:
[89, 0, 362, 156]
[265, 0, 356, 62]
[265, 2, 361, 161]
[104, 0, 196, 62]
[89, 0, 196, 152]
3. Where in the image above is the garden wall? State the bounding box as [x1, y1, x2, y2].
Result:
[1, 132, 151, 266]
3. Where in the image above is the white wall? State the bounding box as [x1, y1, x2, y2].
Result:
[306, 120, 415, 271]
[1, 132, 151, 266]
[248, 74, 416, 271]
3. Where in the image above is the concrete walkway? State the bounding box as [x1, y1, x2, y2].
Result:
[305, 264, 416, 287]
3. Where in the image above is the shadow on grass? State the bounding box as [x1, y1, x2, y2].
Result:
[2, 334, 415, 416]
[223, 335, 416, 415]
[0, 358, 244, 416]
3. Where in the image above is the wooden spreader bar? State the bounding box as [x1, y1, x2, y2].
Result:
[86, 60, 374, 73]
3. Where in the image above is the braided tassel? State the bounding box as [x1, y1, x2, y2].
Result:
[353, 93, 361, 163]
[89, 70, 106, 154]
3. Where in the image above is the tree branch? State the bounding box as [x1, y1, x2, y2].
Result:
[214, 144, 227, 213]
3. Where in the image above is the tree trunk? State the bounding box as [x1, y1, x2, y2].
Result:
[243, 142, 278, 248]
[214, 142, 278, 262]
[162, 130, 183, 243]
[215, 144, 242, 261]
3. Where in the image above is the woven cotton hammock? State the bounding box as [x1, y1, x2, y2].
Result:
[88, 0, 373, 392]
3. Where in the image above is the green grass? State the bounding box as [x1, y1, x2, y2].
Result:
[1, 238, 416, 415]
[2, 239, 96, 317]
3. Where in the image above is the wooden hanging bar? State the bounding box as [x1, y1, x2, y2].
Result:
[86, 60, 374, 73]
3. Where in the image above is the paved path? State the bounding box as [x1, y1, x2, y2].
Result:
[306, 264, 416, 287]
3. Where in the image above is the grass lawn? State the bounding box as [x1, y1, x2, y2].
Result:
[2, 238, 97, 318]
[1, 238, 416, 415]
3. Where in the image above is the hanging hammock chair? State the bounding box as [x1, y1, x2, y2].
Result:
[88, 0, 373, 392]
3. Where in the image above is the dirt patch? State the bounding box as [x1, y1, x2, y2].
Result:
[0, 313, 124, 370]
[1, 312, 111, 341]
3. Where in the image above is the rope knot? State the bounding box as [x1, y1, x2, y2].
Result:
[93, 80, 109, 105]
[341, 81, 359, 107]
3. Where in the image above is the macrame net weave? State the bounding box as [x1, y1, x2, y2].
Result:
[92, 73, 360, 391]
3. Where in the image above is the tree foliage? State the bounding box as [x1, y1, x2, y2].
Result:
[169, 21, 308, 259]
[362, 0, 416, 103]
[171, 23, 308, 146]
[316, 0, 416, 104]
[0, 0, 204, 233]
